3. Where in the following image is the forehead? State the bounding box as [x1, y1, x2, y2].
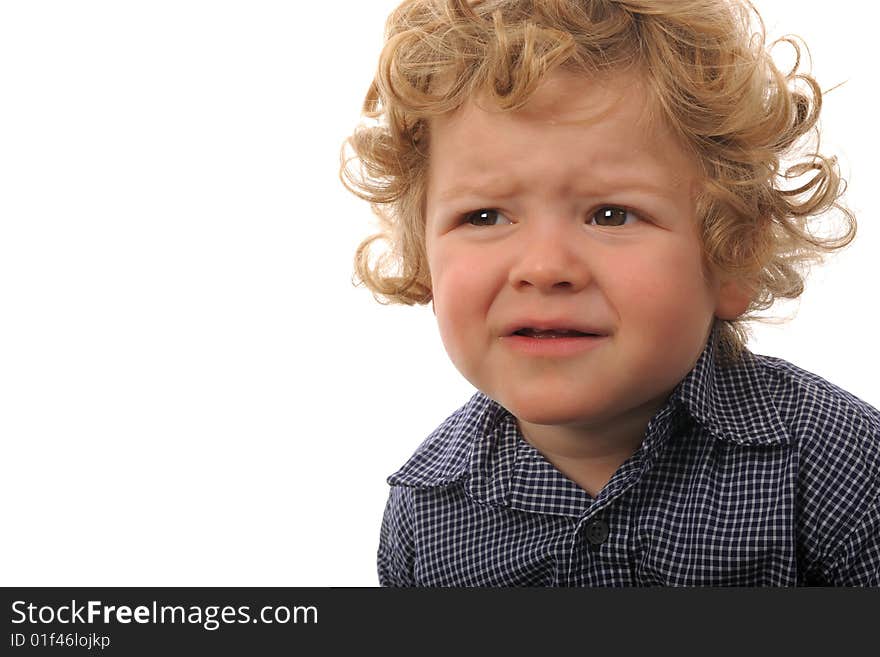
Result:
[500, 68, 656, 125]
[426, 69, 696, 201]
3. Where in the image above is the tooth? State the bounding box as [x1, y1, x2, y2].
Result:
[526, 329, 583, 337]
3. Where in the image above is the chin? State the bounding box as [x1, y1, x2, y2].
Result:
[498, 395, 606, 428]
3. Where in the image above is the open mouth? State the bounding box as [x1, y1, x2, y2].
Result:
[513, 328, 601, 338]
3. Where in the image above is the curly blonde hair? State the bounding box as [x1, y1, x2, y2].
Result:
[340, 0, 856, 365]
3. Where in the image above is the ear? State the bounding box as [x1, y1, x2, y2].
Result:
[715, 279, 752, 320]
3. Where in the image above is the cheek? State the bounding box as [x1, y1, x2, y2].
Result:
[611, 245, 715, 333]
[429, 246, 494, 352]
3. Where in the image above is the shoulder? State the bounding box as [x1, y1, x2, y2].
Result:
[385, 391, 502, 488]
[377, 394, 495, 587]
[751, 353, 880, 465]
[748, 353, 880, 579]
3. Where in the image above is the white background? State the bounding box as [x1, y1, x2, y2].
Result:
[0, 1, 876, 587]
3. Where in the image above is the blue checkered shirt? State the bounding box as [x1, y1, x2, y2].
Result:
[378, 325, 880, 586]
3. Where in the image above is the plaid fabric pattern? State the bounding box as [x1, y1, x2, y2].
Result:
[378, 323, 880, 586]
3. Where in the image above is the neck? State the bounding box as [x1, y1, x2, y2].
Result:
[516, 394, 670, 495]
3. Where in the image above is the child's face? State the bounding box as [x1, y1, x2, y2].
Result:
[424, 70, 746, 434]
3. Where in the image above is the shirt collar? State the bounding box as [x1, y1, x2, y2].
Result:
[388, 320, 791, 491]
[387, 392, 499, 488]
[671, 320, 791, 447]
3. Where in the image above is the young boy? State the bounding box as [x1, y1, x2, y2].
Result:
[341, 0, 879, 586]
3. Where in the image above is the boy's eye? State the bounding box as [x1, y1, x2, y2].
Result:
[462, 206, 639, 227]
[464, 209, 511, 226]
[590, 206, 639, 227]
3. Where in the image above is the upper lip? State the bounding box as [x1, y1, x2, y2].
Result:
[502, 318, 610, 337]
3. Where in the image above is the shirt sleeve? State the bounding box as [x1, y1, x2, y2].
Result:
[821, 487, 880, 586]
[377, 485, 417, 587]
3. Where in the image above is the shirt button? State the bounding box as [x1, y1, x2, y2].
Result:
[585, 519, 610, 546]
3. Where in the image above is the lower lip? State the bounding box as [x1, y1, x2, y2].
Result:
[501, 334, 608, 356]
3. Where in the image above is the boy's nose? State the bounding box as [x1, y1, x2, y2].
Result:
[508, 225, 592, 293]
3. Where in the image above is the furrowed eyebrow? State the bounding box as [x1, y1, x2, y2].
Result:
[436, 178, 518, 203]
[436, 176, 683, 204]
